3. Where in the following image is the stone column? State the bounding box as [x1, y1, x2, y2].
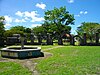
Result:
[20, 37, 24, 49]
[47, 33, 53, 45]
[83, 32, 87, 45]
[23, 34, 27, 44]
[71, 36, 75, 45]
[58, 35, 63, 45]
[70, 35, 74, 45]
[96, 32, 99, 44]
[38, 33, 42, 45]
[30, 33, 35, 44]
[80, 38, 84, 46]
[0, 37, 4, 46]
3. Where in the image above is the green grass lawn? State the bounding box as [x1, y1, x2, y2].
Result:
[0, 62, 31, 75]
[36, 46, 100, 75]
[0, 46, 100, 75]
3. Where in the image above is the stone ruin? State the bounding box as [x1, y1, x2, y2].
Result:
[0, 36, 4, 46]
[0, 32, 100, 46]
[6, 34, 21, 45]
[71, 32, 100, 46]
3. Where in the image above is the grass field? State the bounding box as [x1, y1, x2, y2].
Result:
[0, 46, 100, 75]
[0, 62, 31, 75]
[36, 46, 100, 75]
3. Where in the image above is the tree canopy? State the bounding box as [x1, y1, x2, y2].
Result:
[4, 26, 31, 38]
[32, 26, 44, 35]
[43, 6, 75, 35]
[0, 16, 5, 36]
[9, 26, 31, 33]
[76, 22, 100, 42]
[10, 26, 25, 32]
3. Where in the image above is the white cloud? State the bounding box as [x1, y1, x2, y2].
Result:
[31, 17, 44, 22]
[75, 11, 88, 17]
[80, 11, 88, 15]
[31, 24, 42, 28]
[4, 23, 11, 28]
[75, 14, 80, 17]
[68, 0, 74, 3]
[36, 3, 46, 9]
[24, 11, 38, 17]
[15, 19, 26, 23]
[15, 11, 23, 17]
[15, 19, 21, 22]
[24, 11, 44, 22]
[84, 11, 88, 14]
[4, 15, 13, 23]
[21, 19, 26, 22]
[4, 16, 13, 27]
[80, 11, 83, 14]
[25, 17, 30, 20]
[15, 11, 44, 23]
[24, 11, 31, 17]
[15, 11, 38, 18]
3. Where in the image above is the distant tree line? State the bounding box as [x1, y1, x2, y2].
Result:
[77, 22, 100, 42]
[4, 26, 31, 37]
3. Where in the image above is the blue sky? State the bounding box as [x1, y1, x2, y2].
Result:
[0, 0, 100, 34]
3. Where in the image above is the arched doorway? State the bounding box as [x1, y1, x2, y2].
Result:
[62, 34, 71, 45]
[73, 35, 83, 46]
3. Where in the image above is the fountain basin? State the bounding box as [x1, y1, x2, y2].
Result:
[1, 46, 44, 59]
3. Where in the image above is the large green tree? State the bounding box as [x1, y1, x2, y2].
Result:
[76, 22, 100, 42]
[44, 7, 74, 34]
[43, 6, 75, 44]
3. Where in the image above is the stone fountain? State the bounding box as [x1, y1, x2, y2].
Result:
[0, 36, 44, 59]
